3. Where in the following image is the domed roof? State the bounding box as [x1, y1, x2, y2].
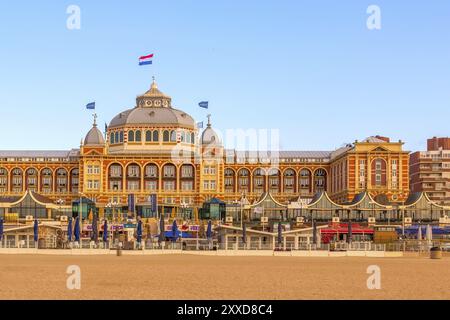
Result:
[108, 79, 195, 129]
[109, 107, 195, 128]
[84, 122, 105, 146]
[201, 115, 221, 145]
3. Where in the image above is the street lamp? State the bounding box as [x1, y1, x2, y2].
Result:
[56, 198, 65, 219]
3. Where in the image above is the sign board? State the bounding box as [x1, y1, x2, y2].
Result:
[189, 225, 200, 232]
[254, 207, 263, 214]
[273, 222, 291, 231]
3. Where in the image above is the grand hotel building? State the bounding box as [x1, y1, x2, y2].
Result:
[0, 80, 410, 219]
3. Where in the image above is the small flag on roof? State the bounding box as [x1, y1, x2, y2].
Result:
[199, 101, 209, 109]
[86, 102, 95, 110]
[139, 54, 153, 66]
[197, 121, 204, 129]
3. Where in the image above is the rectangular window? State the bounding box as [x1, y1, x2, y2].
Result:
[109, 181, 121, 191]
[163, 166, 175, 178]
[181, 181, 193, 191]
[88, 180, 100, 190]
[163, 181, 175, 190]
[145, 166, 157, 178]
[181, 166, 193, 178]
[145, 180, 157, 191]
[127, 181, 139, 191]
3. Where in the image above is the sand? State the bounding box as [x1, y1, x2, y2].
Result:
[0, 254, 449, 300]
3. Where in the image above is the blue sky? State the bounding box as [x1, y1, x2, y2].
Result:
[0, 0, 449, 152]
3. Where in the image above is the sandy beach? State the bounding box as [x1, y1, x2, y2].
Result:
[0, 254, 448, 300]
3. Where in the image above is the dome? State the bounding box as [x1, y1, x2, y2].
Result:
[84, 122, 105, 146]
[201, 115, 221, 145]
[109, 107, 195, 128]
[108, 79, 195, 129]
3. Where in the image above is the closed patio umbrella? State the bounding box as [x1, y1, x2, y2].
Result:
[74, 216, 80, 243]
[137, 219, 143, 244]
[158, 217, 165, 243]
[171, 220, 178, 243]
[242, 222, 247, 246]
[277, 221, 282, 248]
[67, 218, 73, 242]
[417, 225, 422, 241]
[33, 219, 39, 247]
[0, 218, 4, 242]
[347, 222, 353, 244]
[426, 224, 433, 245]
[206, 220, 212, 240]
[102, 220, 108, 243]
[91, 215, 98, 243]
[312, 220, 317, 245]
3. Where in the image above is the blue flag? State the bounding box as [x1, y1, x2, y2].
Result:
[86, 102, 95, 110]
[197, 121, 204, 129]
[199, 101, 209, 109]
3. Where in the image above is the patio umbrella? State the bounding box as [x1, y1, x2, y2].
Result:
[277, 221, 282, 247]
[137, 220, 143, 243]
[426, 224, 433, 244]
[0, 218, 4, 242]
[347, 222, 353, 244]
[158, 217, 165, 243]
[171, 220, 178, 243]
[91, 215, 98, 243]
[206, 220, 212, 240]
[312, 220, 317, 245]
[417, 225, 422, 241]
[102, 220, 108, 243]
[33, 219, 39, 245]
[242, 222, 247, 245]
[74, 216, 80, 243]
[67, 218, 73, 242]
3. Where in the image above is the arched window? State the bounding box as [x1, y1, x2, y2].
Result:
[110, 132, 115, 144]
[119, 131, 124, 142]
[163, 130, 170, 142]
[170, 130, 177, 142]
[180, 131, 185, 142]
[0, 168, 8, 193]
[153, 130, 159, 142]
[135, 130, 142, 142]
[128, 130, 135, 142]
[191, 133, 195, 144]
[115, 132, 119, 144]
[186, 132, 191, 143]
[145, 130, 152, 142]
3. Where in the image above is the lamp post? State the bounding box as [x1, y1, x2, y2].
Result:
[239, 192, 246, 229]
[56, 198, 65, 220]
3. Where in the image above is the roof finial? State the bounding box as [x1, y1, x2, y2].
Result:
[151, 76, 157, 89]
[92, 113, 97, 127]
[207, 114, 212, 127]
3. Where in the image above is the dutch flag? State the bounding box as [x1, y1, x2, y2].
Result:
[139, 54, 153, 66]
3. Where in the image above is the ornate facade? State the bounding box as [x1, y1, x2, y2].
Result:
[0, 80, 410, 219]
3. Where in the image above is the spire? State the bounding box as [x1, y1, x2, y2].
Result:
[151, 76, 157, 89]
[92, 113, 98, 127]
[207, 114, 212, 128]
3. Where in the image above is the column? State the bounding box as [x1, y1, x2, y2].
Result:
[99, 207, 105, 220]
[283, 236, 287, 250]
[47, 208, 52, 220]
[259, 237, 262, 250]
[294, 236, 299, 250]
